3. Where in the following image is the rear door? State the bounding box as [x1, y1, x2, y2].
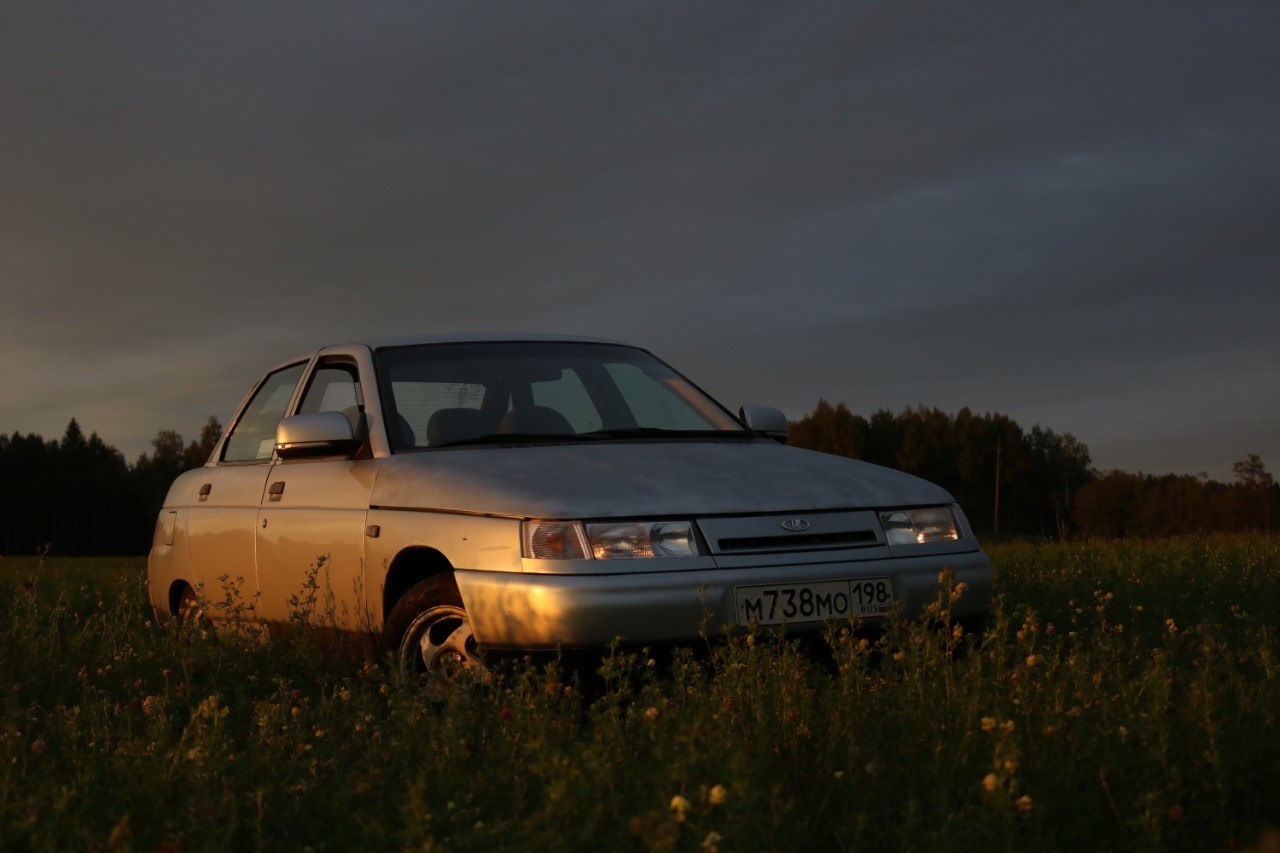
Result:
[185, 361, 307, 608]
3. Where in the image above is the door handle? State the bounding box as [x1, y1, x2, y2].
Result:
[268, 481, 285, 502]
[198, 484, 212, 502]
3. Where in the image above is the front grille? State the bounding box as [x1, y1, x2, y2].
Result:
[718, 529, 878, 553]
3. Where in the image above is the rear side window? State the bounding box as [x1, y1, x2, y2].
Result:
[222, 363, 306, 462]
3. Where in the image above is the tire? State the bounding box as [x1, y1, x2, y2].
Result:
[385, 575, 486, 692]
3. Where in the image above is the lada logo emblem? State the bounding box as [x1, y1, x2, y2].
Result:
[780, 518, 811, 532]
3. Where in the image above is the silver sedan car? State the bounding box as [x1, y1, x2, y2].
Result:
[148, 335, 990, 679]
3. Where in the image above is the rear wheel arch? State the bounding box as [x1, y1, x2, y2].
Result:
[166, 580, 201, 624]
[168, 580, 193, 617]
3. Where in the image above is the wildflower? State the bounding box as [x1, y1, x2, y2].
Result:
[982, 773, 999, 792]
[1015, 794, 1034, 812]
[833, 771, 845, 780]
[1000, 720, 1015, 732]
[1025, 655, 1037, 667]
[708, 784, 728, 805]
[499, 707, 513, 721]
[643, 706, 660, 722]
[981, 716, 997, 731]
[670, 795, 691, 821]
[1165, 618, 1178, 634]
[30, 739, 46, 755]
[701, 831, 724, 851]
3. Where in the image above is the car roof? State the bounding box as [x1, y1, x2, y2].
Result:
[355, 332, 630, 350]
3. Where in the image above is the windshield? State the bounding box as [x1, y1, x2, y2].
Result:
[375, 342, 746, 451]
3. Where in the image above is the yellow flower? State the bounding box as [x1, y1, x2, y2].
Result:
[670, 795, 691, 821]
[708, 784, 728, 805]
[982, 773, 999, 792]
[1015, 794, 1034, 812]
[981, 716, 996, 731]
[701, 831, 724, 851]
[1025, 654, 1037, 667]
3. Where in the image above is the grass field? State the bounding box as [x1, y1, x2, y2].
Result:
[2, 537, 1278, 851]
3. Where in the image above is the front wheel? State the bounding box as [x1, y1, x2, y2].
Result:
[385, 576, 486, 693]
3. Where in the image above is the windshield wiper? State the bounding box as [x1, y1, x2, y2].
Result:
[585, 427, 754, 440]
[429, 428, 754, 448]
[429, 432, 599, 449]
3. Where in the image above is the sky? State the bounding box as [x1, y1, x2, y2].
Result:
[2, 1, 1277, 482]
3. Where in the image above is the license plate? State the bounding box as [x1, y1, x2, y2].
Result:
[734, 578, 895, 626]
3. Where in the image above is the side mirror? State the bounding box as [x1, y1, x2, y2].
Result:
[275, 411, 361, 459]
[739, 405, 789, 443]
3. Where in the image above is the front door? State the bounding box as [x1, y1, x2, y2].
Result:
[254, 358, 377, 632]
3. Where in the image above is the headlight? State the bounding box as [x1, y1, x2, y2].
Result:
[586, 521, 701, 559]
[879, 507, 961, 545]
[524, 520, 701, 559]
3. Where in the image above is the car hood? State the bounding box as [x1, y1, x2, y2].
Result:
[371, 440, 954, 518]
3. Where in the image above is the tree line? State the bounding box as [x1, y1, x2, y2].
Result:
[788, 399, 1277, 539]
[0, 405, 1274, 556]
[0, 418, 222, 557]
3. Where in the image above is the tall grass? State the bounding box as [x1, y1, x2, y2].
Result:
[2, 536, 1278, 850]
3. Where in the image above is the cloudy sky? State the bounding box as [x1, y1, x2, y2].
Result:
[2, 1, 1277, 480]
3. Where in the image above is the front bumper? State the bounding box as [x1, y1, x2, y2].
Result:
[455, 549, 991, 650]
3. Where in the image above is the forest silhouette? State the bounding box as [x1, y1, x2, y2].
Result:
[1, 403, 1274, 556]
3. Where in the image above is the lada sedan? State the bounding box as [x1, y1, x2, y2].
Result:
[148, 335, 991, 680]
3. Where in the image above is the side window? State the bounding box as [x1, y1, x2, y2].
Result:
[298, 362, 363, 435]
[222, 363, 306, 463]
[530, 369, 602, 433]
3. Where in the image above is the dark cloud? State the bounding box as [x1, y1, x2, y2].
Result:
[2, 1, 1277, 479]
